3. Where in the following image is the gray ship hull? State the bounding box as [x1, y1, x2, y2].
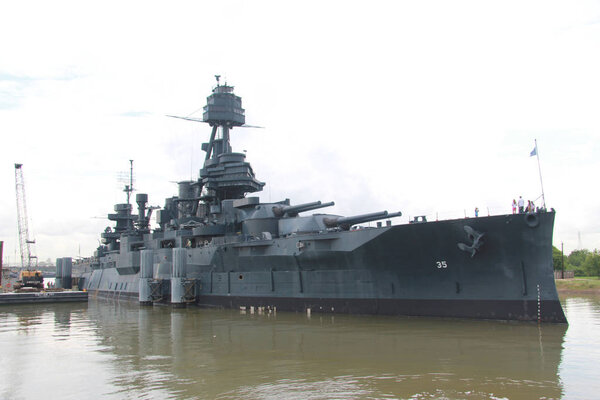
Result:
[76, 79, 565, 323]
[83, 211, 565, 323]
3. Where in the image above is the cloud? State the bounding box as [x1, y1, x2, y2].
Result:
[0, 70, 85, 110]
[1, 0, 599, 261]
[118, 111, 154, 118]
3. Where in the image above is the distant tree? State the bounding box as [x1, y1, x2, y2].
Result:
[568, 249, 590, 268]
[582, 250, 600, 277]
[552, 246, 571, 272]
[568, 249, 591, 276]
[552, 246, 561, 271]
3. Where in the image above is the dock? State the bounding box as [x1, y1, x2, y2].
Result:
[0, 290, 88, 305]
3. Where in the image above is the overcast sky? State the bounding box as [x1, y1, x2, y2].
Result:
[1, 0, 598, 264]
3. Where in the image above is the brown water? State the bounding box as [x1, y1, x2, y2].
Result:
[0, 296, 598, 399]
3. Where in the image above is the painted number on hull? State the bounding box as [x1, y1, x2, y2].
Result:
[436, 261, 448, 269]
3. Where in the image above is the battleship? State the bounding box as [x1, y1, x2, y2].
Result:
[76, 77, 566, 323]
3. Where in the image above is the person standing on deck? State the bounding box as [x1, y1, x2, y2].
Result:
[512, 199, 517, 214]
[518, 196, 525, 213]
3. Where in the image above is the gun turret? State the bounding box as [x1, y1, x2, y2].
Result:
[272, 201, 335, 217]
[324, 211, 402, 230]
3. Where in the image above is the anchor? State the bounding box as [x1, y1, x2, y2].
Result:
[458, 225, 485, 257]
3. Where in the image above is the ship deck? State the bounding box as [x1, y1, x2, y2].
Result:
[0, 290, 88, 305]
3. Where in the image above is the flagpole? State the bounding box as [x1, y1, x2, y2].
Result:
[534, 139, 546, 208]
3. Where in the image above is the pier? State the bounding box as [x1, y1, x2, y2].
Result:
[0, 290, 88, 305]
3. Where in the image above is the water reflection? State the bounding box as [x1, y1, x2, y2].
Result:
[81, 300, 567, 399]
[0, 304, 91, 399]
[559, 295, 600, 400]
[3, 299, 587, 399]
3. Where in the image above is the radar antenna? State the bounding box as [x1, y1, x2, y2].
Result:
[166, 74, 263, 135]
[117, 160, 136, 205]
[116, 160, 136, 231]
[126, 159, 134, 206]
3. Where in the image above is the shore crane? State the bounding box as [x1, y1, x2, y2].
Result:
[14, 163, 43, 289]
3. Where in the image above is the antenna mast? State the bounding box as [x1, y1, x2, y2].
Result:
[124, 160, 134, 230]
[125, 159, 134, 206]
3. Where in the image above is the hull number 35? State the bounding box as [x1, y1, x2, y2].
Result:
[436, 261, 448, 269]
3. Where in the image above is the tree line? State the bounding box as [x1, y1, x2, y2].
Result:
[552, 247, 600, 276]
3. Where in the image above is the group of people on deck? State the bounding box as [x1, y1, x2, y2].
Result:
[512, 196, 536, 214]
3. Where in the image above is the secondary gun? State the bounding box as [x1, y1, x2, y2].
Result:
[272, 201, 335, 217]
[324, 211, 402, 231]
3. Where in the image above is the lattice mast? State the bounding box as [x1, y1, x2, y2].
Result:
[14, 164, 37, 270]
[124, 159, 134, 231]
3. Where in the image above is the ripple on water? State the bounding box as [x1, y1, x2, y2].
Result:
[2, 297, 600, 399]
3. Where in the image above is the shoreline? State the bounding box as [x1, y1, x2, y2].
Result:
[557, 288, 600, 295]
[555, 278, 600, 295]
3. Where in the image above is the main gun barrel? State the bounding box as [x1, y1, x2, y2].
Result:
[324, 210, 402, 230]
[273, 201, 335, 217]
